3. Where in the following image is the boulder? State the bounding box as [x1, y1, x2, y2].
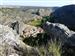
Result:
[43, 21, 75, 46]
[22, 24, 44, 38]
[9, 21, 19, 34]
[8, 21, 25, 35]
[49, 5, 75, 31]
[0, 24, 39, 56]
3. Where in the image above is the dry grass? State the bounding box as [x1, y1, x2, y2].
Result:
[38, 40, 61, 56]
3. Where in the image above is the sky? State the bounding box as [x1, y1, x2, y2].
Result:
[0, 0, 75, 7]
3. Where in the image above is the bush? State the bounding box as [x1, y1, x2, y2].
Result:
[27, 16, 50, 27]
[27, 19, 42, 27]
[38, 39, 61, 56]
[24, 33, 61, 56]
[48, 40, 61, 56]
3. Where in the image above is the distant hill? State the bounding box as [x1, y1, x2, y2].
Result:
[0, 6, 58, 25]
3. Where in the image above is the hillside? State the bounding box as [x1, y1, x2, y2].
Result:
[0, 6, 58, 25]
[1, 5, 75, 56]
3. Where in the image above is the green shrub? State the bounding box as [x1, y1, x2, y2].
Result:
[38, 39, 61, 56]
[23, 33, 50, 47]
[48, 40, 61, 56]
[35, 39, 61, 56]
[24, 34, 61, 56]
[27, 19, 42, 27]
[27, 16, 50, 27]
[42, 16, 50, 22]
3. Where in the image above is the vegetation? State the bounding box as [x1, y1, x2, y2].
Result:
[27, 16, 50, 27]
[24, 16, 62, 56]
[24, 33, 61, 56]
[23, 33, 50, 46]
[48, 40, 61, 56]
[27, 19, 42, 27]
[38, 40, 61, 56]
[0, 8, 70, 56]
[42, 16, 50, 22]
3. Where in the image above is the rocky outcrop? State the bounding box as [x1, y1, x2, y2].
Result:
[22, 24, 44, 38]
[49, 5, 75, 31]
[43, 21, 75, 46]
[8, 21, 25, 35]
[0, 24, 39, 56]
[9, 21, 19, 34]
[8, 21, 44, 39]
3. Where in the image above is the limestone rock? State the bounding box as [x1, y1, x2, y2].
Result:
[7, 21, 44, 39]
[0, 24, 39, 56]
[8, 21, 25, 35]
[22, 24, 44, 38]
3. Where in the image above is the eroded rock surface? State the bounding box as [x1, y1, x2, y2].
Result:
[0, 24, 39, 56]
[22, 24, 44, 38]
[43, 21, 75, 46]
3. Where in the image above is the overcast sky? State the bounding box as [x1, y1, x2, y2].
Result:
[0, 0, 75, 7]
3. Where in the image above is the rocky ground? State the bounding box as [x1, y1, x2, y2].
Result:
[0, 7, 58, 56]
[0, 5, 75, 56]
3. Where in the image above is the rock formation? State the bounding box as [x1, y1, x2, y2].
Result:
[49, 5, 75, 31]
[10, 21, 19, 34]
[43, 21, 75, 46]
[22, 24, 44, 38]
[0, 24, 39, 56]
[8, 21, 44, 39]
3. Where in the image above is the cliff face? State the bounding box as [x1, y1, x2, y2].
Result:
[49, 5, 75, 31]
